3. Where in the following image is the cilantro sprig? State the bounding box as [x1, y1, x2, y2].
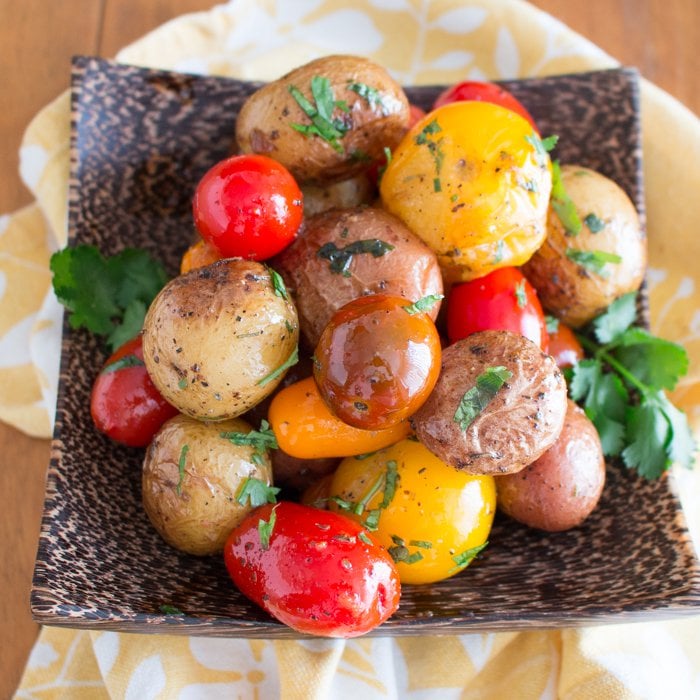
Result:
[454, 366, 513, 431]
[570, 292, 696, 479]
[317, 239, 394, 276]
[236, 477, 280, 508]
[51, 244, 169, 351]
[221, 420, 278, 465]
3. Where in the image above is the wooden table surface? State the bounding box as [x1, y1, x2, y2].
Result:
[1, 0, 698, 695]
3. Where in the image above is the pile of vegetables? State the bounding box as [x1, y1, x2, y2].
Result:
[51, 54, 695, 638]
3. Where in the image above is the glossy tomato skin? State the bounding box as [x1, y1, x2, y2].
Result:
[314, 294, 441, 430]
[90, 335, 178, 447]
[224, 501, 401, 637]
[547, 320, 584, 368]
[433, 80, 537, 130]
[193, 154, 303, 261]
[446, 267, 549, 351]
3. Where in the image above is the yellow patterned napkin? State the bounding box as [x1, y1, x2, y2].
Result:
[9, 1, 700, 697]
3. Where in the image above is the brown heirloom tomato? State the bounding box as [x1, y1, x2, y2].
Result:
[313, 294, 441, 430]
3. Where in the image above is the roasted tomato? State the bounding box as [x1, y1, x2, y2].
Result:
[313, 294, 442, 430]
[546, 317, 584, 369]
[90, 335, 178, 447]
[433, 80, 537, 130]
[193, 154, 303, 261]
[380, 101, 552, 283]
[329, 439, 496, 584]
[446, 267, 549, 351]
[223, 501, 401, 637]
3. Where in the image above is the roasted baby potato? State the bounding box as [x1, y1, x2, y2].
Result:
[236, 55, 410, 183]
[411, 330, 567, 475]
[142, 414, 273, 555]
[522, 164, 646, 327]
[496, 400, 606, 531]
[142, 258, 298, 420]
[273, 206, 443, 350]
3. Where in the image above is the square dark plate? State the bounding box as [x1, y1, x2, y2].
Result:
[31, 57, 700, 636]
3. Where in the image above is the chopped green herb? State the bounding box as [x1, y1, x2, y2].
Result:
[415, 119, 445, 188]
[288, 76, 350, 153]
[353, 474, 385, 515]
[329, 496, 354, 511]
[101, 354, 145, 374]
[50, 244, 168, 351]
[565, 248, 622, 277]
[454, 367, 513, 431]
[448, 542, 488, 574]
[493, 240, 505, 264]
[545, 314, 560, 334]
[284, 319, 294, 334]
[269, 267, 288, 300]
[258, 506, 278, 550]
[176, 444, 189, 495]
[403, 294, 444, 315]
[583, 212, 606, 232]
[379, 460, 399, 509]
[317, 239, 395, 276]
[347, 81, 386, 110]
[433, 177, 442, 192]
[525, 132, 558, 167]
[235, 477, 280, 507]
[257, 346, 299, 387]
[350, 148, 372, 163]
[358, 531, 373, 545]
[409, 540, 432, 549]
[178, 377, 188, 390]
[391, 534, 405, 546]
[551, 160, 582, 236]
[514, 280, 527, 309]
[388, 545, 424, 564]
[383, 146, 392, 165]
[354, 451, 378, 460]
[221, 419, 278, 465]
[159, 604, 184, 615]
[363, 508, 382, 531]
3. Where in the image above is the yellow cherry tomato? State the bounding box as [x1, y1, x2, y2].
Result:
[268, 376, 411, 459]
[380, 101, 552, 283]
[180, 238, 221, 274]
[329, 438, 496, 584]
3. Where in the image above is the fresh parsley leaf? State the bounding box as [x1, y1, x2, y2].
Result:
[258, 506, 278, 550]
[591, 292, 637, 344]
[101, 354, 145, 374]
[404, 294, 444, 315]
[257, 346, 299, 387]
[235, 477, 280, 508]
[550, 160, 582, 235]
[50, 244, 168, 351]
[454, 366, 513, 431]
[317, 239, 394, 276]
[584, 212, 606, 232]
[565, 248, 622, 277]
[176, 444, 189, 495]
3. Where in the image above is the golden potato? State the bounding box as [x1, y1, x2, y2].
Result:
[142, 414, 274, 555]
[522, 164, 646, 327]
[380, 101, 552, 284]
[236, 55, 409, 183]
[142, 258, 298, 420]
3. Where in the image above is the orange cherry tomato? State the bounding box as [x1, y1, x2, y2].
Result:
[547, 319, 584, 368]
[180, 238, 221, 274]
[313, 294, 442, 430]
[268, 376, 411, 459]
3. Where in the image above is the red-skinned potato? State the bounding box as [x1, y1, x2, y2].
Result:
[223, 501, 401, 637]
[496, 400, 605, 531]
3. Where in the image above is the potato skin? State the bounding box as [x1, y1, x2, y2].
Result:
[273, 206, 443, 350]
[496, 400, 605, 531]
[522, 164, 646, 327]
[236, 55, 409, 184]
[142, 414, 273, 555]
[142, 258, 298, 420]
[411, 330, 567, 475]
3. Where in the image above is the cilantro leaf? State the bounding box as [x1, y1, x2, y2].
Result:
[258, 506, 278, 550]
[584, 213, 606, 233]
[221, 420, 278, 464]
[50, 244, 168, 351]
[565, 248, 622, 277]
[550, 160, 582, 235]
[591, 292, 637, 344]
[236, 477, 280, 508]
[454, 366, 512, 431]
[317, 239, 394, 276]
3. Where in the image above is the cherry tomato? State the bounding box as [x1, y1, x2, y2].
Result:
[547, 319, 584, 368]
[329, 439, 496, 584]
[90, 335, 178, 447]
[433, 80, 537, 130]
[179, 237, 221, 274]
[224, 501, 401, 637]
[446, 267, 549, 351]
[313, 294, 442, 430]
[268, 376, 411, 459]
[193, 154, 303, 261]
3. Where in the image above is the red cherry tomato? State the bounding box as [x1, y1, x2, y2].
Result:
[433, 80, 537, 131]
[313, 294, 442, 430]
[90, 335, 178, 447]
[446, 267, 548, 351]
[224, 501, 401, 637]
[193, 154, 303, 261]
[547, 319, 584, 368]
